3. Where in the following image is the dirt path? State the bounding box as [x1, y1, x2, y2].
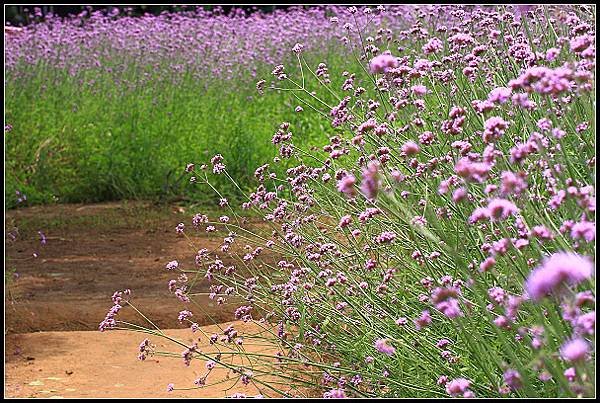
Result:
[5, 201, 295, 398]
[5, 201, 259, 332]
[5, 321, 285, 398]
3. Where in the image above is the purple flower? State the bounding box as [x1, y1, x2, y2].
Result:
[337, 174, 356, 198]
[431, 287, 463, 319]
[422, 37, 443, 54]
[292, 43, 304, 54]
[178, 310, 193, 323]
[546, 47, 560, 61]
[369, 52, 398, 74]
[166, 260, 179, 270]
[480, 257, 496, 273]
[375, 231, 397, 244]
[455, 157, 491, 183]
[564, 367, 576, 382]
[436, 299, 462, 319]
[515, 5, 536, 17]
[414, 310, 432, 330]
[411, 85, 427, 97]
[532, 225, 554, 240]
[570, 221, 595, 242]
[401, 141, 420, 156]
[445, 378, 471, 397]
[493, 315, 511, 329]
[338, 215, 352, 228]
[359, 160, 381, 200]
[574, 311, 595, 335]
[503, 369, 522, 390]
[211, 154, 226, 174]
[374, 338, 396, 356]
[570, 35, 593, 53]
[487, 199, 519, 220]
[450, 187, 466, 203]
[500, 171, 527, 197]
[560, 338, 590, 362]
[575, 291, 595, 307]
[483, 116, 509, 142]
[525, 252, 594, 301]
[509, 66, 576, 95]
[323, 388, 347, 398]
[488, 87, 511, 104]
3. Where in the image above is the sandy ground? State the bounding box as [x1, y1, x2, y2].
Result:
[5, 201, 259, 333]
[4, 202, 297, 398]
[5, 321, 287, 398]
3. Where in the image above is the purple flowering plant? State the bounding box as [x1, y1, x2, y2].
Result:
[96, 5, 594, 398]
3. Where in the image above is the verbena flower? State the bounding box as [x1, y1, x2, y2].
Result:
[374, 338, 396, 356]
[560, 338, 590, 362]
[445, 378, 472, 397]
[525, 252, 593, 301]
[369, 52, 399, 74]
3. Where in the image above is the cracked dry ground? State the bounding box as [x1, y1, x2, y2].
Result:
[5, 201, 285, 398]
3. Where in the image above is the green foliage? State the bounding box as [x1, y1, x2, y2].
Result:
[4, 53, 350, 209]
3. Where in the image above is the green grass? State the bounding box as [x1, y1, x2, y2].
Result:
[5, 50, 350, 209]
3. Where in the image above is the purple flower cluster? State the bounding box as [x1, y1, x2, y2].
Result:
[98, 289, 131, 332]
[525, 253, 593, 301]
[374, 338, 396, 356]
[6, 6, 414, 84]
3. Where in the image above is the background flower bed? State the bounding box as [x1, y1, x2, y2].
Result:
[5, 5, 413, 207]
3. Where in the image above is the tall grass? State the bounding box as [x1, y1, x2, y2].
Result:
[5, 59, 344, 207]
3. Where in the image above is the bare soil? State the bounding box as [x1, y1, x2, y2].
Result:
[4, 201, 291, 398]
[5, 201, 260, 332]
[5, 322, 286, 398]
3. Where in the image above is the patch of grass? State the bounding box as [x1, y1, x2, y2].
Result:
[5, 50, 350, 209]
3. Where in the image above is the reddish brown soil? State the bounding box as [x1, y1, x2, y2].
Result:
[5, 201, 257, 332]
[4, 201, 296, 398]
[5, 321, 288, 398]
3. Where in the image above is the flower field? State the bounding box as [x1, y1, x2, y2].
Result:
[5, 4, 596, 399]
[6, 5, 381, 206]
